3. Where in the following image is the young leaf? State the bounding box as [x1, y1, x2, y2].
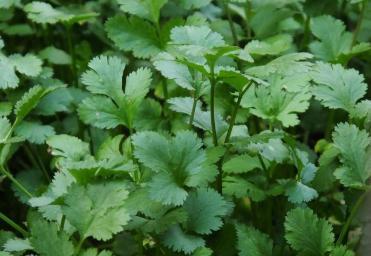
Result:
[285, 207, 334, 256]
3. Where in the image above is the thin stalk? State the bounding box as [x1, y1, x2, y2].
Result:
[60, 215, 66, 232]
[244, 0, 252, 39]
[325, 110, 335, 140]
[75, 238, 85, 255]
[66, 24, 78, 87]
[209, 64, 218, 146]
[222, 0, 239, 46]
[224, 82, 252, 144]
[351, 0, 368, 47]
[0, 212, 28, 237]
[162, 79, 168, 100]
[336, 192, 367, 245]
[0, 165, 33, 198]
[154, 21, 168, 100]
[189, 94, 197, 127]
[299, 15, 311, 51]
[24, 144, 50, 182]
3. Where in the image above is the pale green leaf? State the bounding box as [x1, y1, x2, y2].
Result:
[311, 62, 367, 113]
[332, 123, 371, 188]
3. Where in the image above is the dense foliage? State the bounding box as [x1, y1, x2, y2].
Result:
[0, 0, 371, 255]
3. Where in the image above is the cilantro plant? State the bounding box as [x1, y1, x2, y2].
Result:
[0, 0, 371, 256]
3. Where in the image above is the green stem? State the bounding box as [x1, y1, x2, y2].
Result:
[60, 215, 66, 232]
[299, 15, 311, 51]
[189, 94, 197, 127]
[209, 65, 218, 146]
[66, 24, 78, 87]
[162, 79, 168, 100]
[222, 0, 239, 46]
[351, 0, 368, 47]
[75, 238, 85, 255]
[0, 165, 33, 198]
[336, 192, 367, 245]
[224, 82, 252, 144]
[244, 0, 252, 39]
[24, 144, 50, 182]
[325, 110, 335, 140]
[0, 212, 28, 237]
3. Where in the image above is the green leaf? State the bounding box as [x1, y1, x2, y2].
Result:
[3, 238, 32, 253]
[223, 154, 261, 174]
[285, 207, 334, 256]
[132, 131, 213, 205]
[241, 76, 311, 127]
[62, 182, 131, 241]
[81, 55, 126, 103]
[0, 117, 11, 142]
[78, 96, 127, 129]
[117, 0, 167, 23]
[78, 55, 152, 129]
[153, 52, 194, 90]
[105, 15, 161, 58]
[170, 26, 225, 57]
[46, 134, 90, 161]
[246, 53, 313, 78]
[330, 246, 355, 256]
[14, 121, 55, 144]
[162, 225, 205, 254]
[39, 46, 71, 65]
[223, 176, 266, 202]
[28, 212, 74, 256]
[175, 0, 211, 9]
[24, 1, 70, 24]
[309, 15, 370, 61]
[8, 54, 42, 77]
[311, 62, 367, 114]
[168, 97, 228, 137]
[282, 180, 318, 204]
[245, 34, 293, 56]
[14, 85, 63, 124]
[332, 123, 371, 188]
[183, 188, 231, 234]
[236, 224, 273, 256]
[0, 56, 19, 89]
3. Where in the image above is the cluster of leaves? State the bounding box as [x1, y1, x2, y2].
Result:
[0, 0, 371, 255]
